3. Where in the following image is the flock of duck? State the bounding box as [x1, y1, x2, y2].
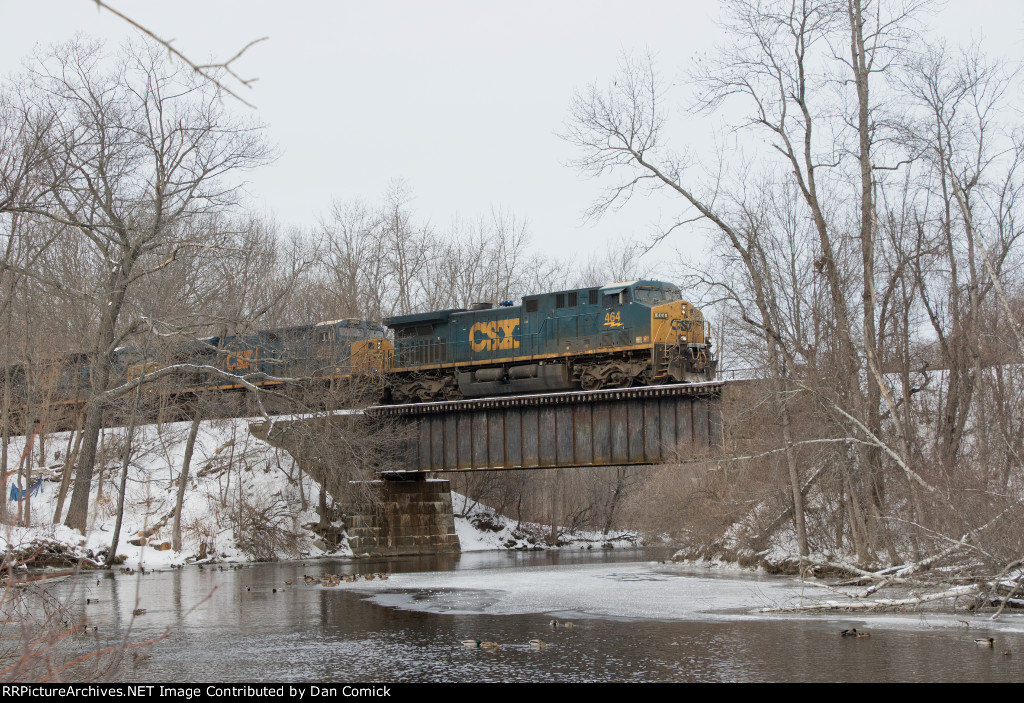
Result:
[305, 572, 390, 587]
[235, 572, 393, 592]
[839, 628, 871, 638]
[121, 563, 247, 574]
[460, 619, 575, 651]
[461, 639, 549, 649]
[841, 629, 1010, 655]
[78, 565, 392, 634]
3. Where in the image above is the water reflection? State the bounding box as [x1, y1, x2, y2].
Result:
[41, 550, 1024, 682]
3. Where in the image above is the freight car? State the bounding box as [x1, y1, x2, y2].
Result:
[382, 280, 715, 403]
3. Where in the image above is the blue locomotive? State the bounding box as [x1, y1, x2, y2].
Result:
[383, 280, 716, 403]
[141, 318, 389, 392]
[3, 319, 389, 415]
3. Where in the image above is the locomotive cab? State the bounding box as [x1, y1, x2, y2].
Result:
[643, 284, 716, 384]
[596, 280, 716, 385]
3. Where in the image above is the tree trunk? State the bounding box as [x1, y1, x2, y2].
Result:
[19, 410, 34, 527]
[602, 468, 630, 536]
[547, 472, 559, 545]
[53, 412, 84, 524]
[172, 411, 201, 552]
[108, 388, 143, 564]
[779, 382, 808, 560]
[0, 364, 9, 525]
[16, 417, 36, 528]
[64, 392, 108, 532]
[65, 273, 127, 533]
[844, 470, 871, 567]
[318, 483, 329, 532]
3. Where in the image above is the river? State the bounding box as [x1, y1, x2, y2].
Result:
[36, 549, 1024, 683]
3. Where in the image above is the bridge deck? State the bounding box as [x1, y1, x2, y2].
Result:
[366, 382, 724, 473]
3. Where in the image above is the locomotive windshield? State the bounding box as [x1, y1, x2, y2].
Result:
[634, 286, 682, 303]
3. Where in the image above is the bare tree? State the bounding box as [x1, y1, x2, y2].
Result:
[0, 37, 271, 533]
[561, 0, 962, 570]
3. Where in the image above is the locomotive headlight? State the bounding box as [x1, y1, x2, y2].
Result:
[679, 335, 687, 343]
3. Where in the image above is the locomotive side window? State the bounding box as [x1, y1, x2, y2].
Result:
[604, 290, 629, 306]
[525, 299, 539, 313]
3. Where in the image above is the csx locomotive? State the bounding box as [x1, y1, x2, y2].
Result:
[383, 280, 715, 403]
[4, 280, 714, 412]
[2, 319, 389, 412]
[146, 318, 390, 393]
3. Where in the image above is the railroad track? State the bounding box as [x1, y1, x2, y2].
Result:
[366, 380, 726, 417]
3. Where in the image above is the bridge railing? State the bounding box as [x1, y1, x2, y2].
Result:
[715, 367, 760, 381]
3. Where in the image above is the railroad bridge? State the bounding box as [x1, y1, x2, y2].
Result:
[256, 382, 725, 556]
[366, 381, 723, 473]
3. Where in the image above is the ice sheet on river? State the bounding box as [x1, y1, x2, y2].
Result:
[358, 562, 821, 619]
[351, 561, 1024, 634]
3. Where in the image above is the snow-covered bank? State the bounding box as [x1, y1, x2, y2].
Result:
[2, 417, 339, 568]
[1, 418, 640, 567]
[452, 493, 639, 552]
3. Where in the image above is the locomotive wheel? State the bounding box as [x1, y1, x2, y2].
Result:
[442, 385, 464, 401]
[580, 372, 602, 391]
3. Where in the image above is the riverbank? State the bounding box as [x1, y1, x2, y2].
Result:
[29, 550, 1024, 682]
[1, 416, 639, 569]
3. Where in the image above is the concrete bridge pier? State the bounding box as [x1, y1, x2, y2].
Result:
[345, 473, 461, 556]
[249, 418, 461, 556]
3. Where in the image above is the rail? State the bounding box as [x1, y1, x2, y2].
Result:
[366, 380, 725, 417]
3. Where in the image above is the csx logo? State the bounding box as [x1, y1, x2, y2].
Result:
[225, 349, 256, 371]
[469, 318, 520, 352]
[671, 319, 694, 332]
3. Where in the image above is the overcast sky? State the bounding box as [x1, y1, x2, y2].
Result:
[2, 1, 1023, 270]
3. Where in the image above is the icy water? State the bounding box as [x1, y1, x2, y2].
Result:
[45, 550, 1024, 683]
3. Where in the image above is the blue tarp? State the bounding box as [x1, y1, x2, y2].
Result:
[9, 479, 42, 500]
